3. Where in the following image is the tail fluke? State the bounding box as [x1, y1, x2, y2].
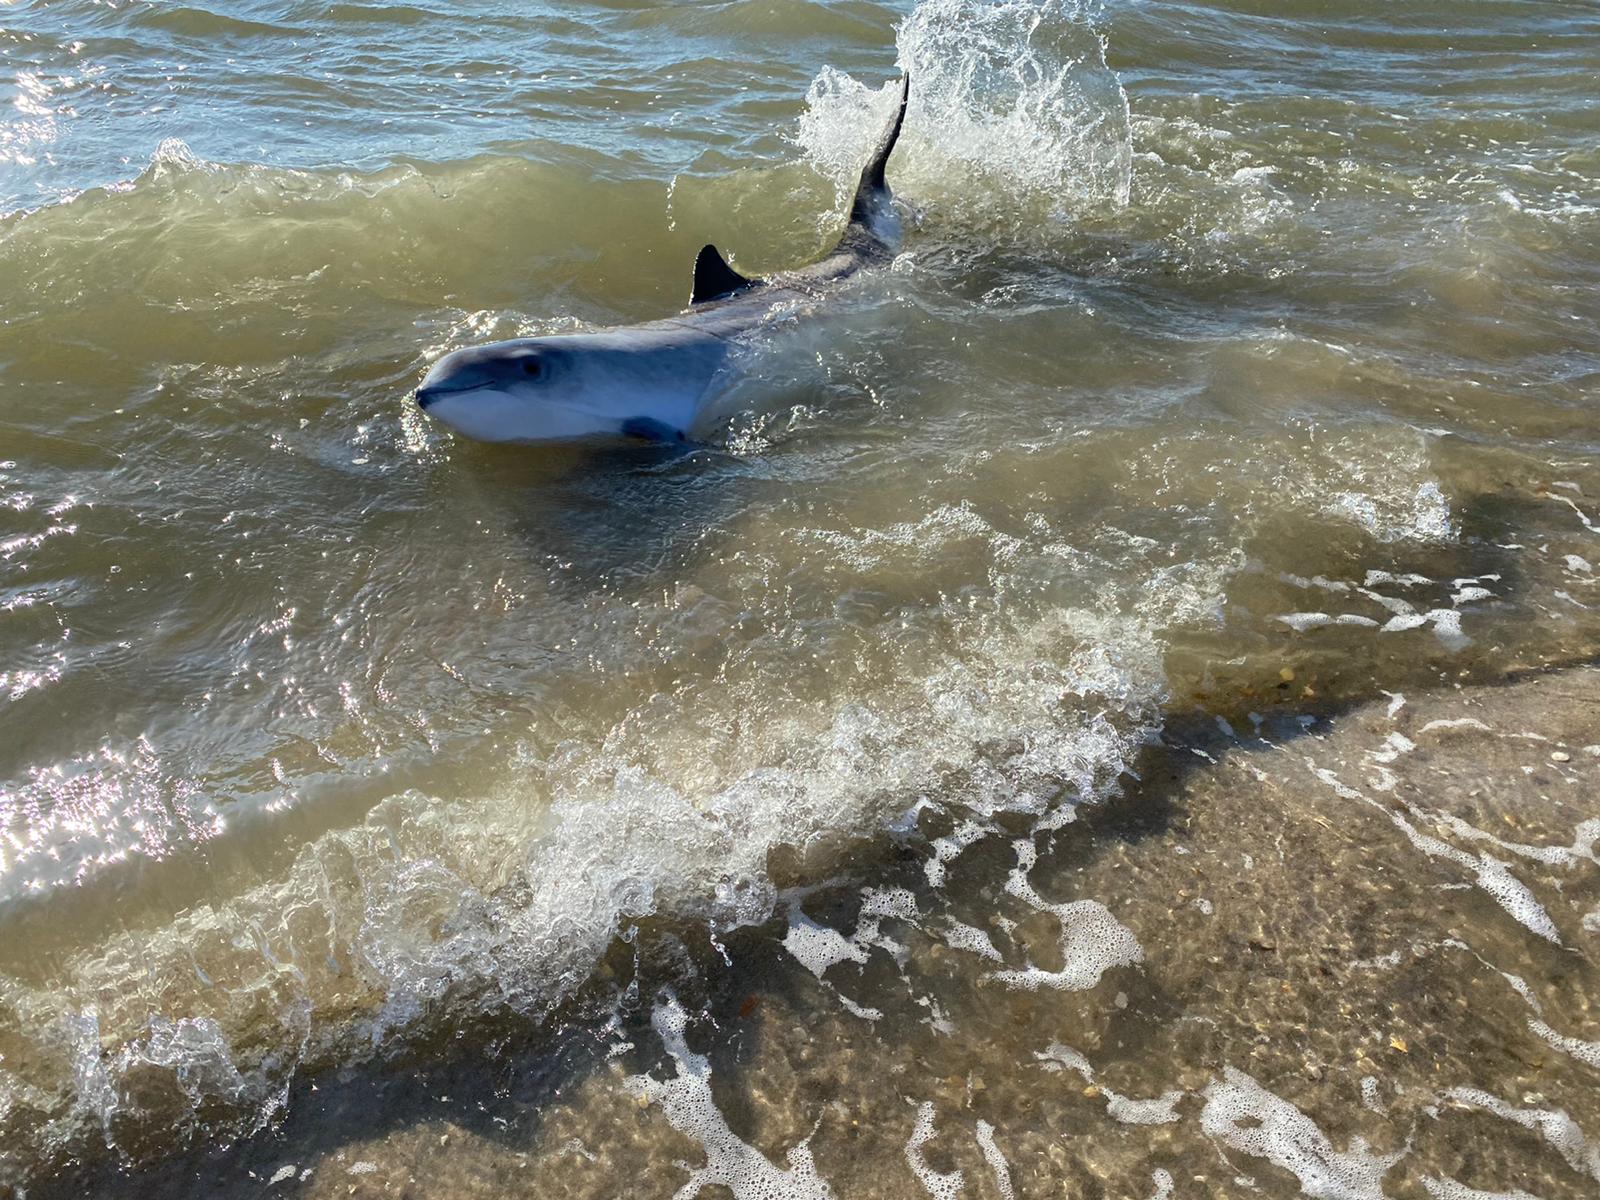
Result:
[847, 74, 910, 232]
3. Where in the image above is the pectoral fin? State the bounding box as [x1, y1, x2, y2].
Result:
[622, 416, 687, 443]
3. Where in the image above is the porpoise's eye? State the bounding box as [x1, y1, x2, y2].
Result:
[522, 359, 543, 379]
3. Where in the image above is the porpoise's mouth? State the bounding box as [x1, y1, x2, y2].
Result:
[416, 382, 484, 410]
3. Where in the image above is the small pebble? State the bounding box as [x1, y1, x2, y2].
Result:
[1550, 751, 1571, 763]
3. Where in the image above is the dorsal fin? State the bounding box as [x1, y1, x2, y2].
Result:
[690, 243, 758, 305]
[847, 73, 910, 230]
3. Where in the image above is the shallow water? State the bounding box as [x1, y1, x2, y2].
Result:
[2, 0, 1599, 1195]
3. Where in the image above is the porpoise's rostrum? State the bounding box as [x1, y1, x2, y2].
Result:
[415, 75, 910, 444]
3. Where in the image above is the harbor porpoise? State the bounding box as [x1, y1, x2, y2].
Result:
[415, 75, 910, 444]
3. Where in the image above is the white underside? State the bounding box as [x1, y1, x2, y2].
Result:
[424, 388, 698, 444]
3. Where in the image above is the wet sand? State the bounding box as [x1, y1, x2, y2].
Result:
[44, 662, 1596, 1200]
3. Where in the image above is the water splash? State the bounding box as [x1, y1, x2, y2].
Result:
[797, 0, 1132, 225]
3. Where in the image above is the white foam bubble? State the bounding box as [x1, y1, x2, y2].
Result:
[1425, 609, 1472, 651]
[1279, 612, 1335, 632]
[628, 995, 837, 1200]
[1380, 612, 1431, 634]
[1360, 1077, 1385, 1113]
[1421, 1176, 1540, 1200]
[1200, 1068, 1403, 1199]
[990, 840, 1142, 991]
[783, 912, 870, 980]
[1442, 1088, 1600, 1183]
[1388, 816, 1561, 944]
[1424, 811, 1599, 870]
[1304, 762, 1562, 945]
[1339, 614, 1382, 628]
[974, 1120, 1014, 1200]
[1036, 1042, 1094, 1077]
[905, 1102, 964, 1200]
[782, 886, 922, 1017]
[942, 919, 1003, 962]
[1418, 718, 1492, 735]
[1104, 1088, 1184, 1126]
[1033, 1040, 1180, 1124]
[1526, 1019, 1600, 1072]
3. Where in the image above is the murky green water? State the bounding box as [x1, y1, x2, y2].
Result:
[2, 1, 1599, 1195]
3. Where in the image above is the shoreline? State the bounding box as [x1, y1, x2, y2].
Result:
[27, 661, 1599, 1199]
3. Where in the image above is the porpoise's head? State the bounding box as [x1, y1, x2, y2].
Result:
[416, 339, 580, 443]
[416, 331, 725, 444]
